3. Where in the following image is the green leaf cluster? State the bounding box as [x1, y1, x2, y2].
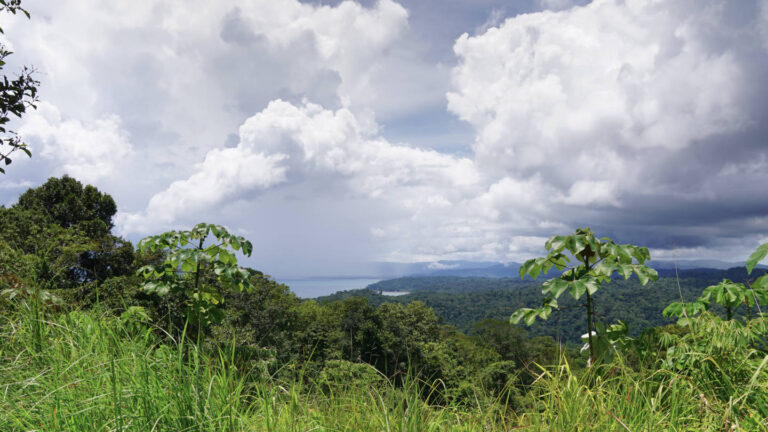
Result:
[0, 0, 37, 174]
[664, 242, 768, 324]
[136, 223, 255, 328]
[511, 227, 658, 364]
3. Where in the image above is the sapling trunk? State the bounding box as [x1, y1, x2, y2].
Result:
[584, 251, 596, 365]
[585, 291, 595, 365]
[194, 237, 204, 424]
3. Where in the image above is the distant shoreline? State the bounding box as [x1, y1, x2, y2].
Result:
[280, 277, 382, 298]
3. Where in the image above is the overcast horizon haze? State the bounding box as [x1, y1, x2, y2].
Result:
[1, 0, 767, 279]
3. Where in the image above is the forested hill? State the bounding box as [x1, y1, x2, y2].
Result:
[318, 268, 767, 343]
[365, 267, 765, 294]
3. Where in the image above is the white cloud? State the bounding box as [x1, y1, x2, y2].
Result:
[562, 180, 619, 206]
[447, 0, 762, 204]
[3, 0, 412, 186]
[118, 0, 768, 270]
[118, 99, 480, 235]
[2, 0, 767, 275]
[117, 97, 564, 265]
[427, 262, 459, 270]
[19, 102, 133, 183]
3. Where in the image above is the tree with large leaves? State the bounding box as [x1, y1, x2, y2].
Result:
[664, 242, 768, 324]
[511, 227, 658, 365]
[136, 223, 255, 334]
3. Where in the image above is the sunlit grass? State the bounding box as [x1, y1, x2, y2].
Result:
[1, 305, 766, 431]
[0, 307, 512, 431]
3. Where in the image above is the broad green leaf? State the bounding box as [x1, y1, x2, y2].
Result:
[724, 283, 740, 304]
[524, 309, 539, 326]
[601, 243, 615, 260]
[530, 259, 542, 279]
[219, 249, 235, 265]
[594, 259, 615, 278]
[192, 223, 210, 239]
[543, 278, 569, 298]
[754, 274, 768, 291]
[551, 253, 569, 271]
[136, 265, 154, 277]
[242, 240, 253, 256]
[586, 235, 599, 258]
[569, 280, 587, 299]
[137, 238, 152, 252]
[541, 257, 555, 274]
[745, 291, 756, 308]
[205, 245, 221, 259]
[747, 243, 768, 274]
[231, 236, 241, 251]
[631, 246, 651, 264]
[663, 300, 707, 318]
[583, 278, 600, 295]
[210, 224, 224, 239]
[567, 235, 588, 257]
[546, 235, 567, 252]
[616, 245, 632, 264]
[520, 258, 536, 279]
[646, 267, 659, 283]
[692, 302, 707, 314]
[753, 287, 768, 304]
[633, 265, 656, 285]
[542, 296, 559, 309]
[663, 302, 683, 317]
[510, 308, 530, 324]
[616, 263, 633, 280]
[181, 260, 195, 273]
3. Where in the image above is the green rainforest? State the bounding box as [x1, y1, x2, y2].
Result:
[2, 176, 768, 431]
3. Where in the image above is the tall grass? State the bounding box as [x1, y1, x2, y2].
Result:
[0, 306, 511, 431]
[2, 304, 766, 431]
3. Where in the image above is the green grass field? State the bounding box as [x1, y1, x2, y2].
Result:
[2, 305, 767, 431]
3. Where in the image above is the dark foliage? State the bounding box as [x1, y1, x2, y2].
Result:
[321, 270, 766, 343]
[0, 0, 38, 173]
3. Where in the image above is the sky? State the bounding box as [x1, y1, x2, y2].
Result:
[0, 0, 767, 278]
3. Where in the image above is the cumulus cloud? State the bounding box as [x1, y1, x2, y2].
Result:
[119, 0, 768, 270]
[19, 102, 133, 183]
[449, 0, 749, 171]
[118, 99, 481, 235]
[446, 0, 768, 256]
[3, 0, 768, 276]
[562, 180, 619, 207]
[1, 0, 413, 197]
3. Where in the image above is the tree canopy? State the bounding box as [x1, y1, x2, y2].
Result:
[16, 175, 117, 237]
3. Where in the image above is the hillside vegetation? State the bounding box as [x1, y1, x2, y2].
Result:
[322, 269, 766, 341]
[2, 176, 768, 430]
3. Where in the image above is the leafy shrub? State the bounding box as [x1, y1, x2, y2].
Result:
[317, 360, 385, 394]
